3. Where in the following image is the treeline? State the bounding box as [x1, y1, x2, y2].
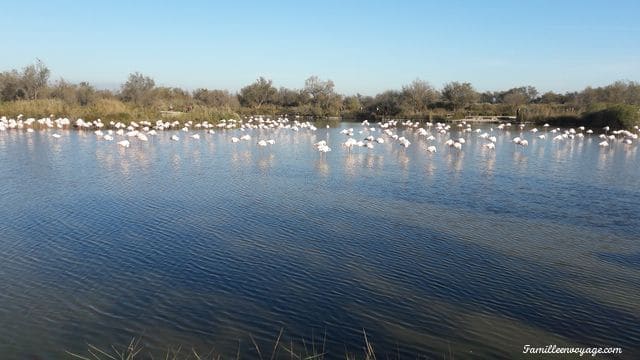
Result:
[1, 60, 639, 128]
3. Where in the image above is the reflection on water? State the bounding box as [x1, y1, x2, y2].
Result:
[171, 154, 181, 172]
[480, 151, 495, 178]
[424, 158, 437, 178]
[511, 150, 528, 170]
[314, 158, 330, 178]
[445, 150, 464, 176]
[0, 124, 639, 359]
[396, 149, 410, 174]
[343, 153, 359, 179]
[257, 153, 275, 175]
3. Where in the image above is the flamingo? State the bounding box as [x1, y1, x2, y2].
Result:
[317, 144, 331, 153]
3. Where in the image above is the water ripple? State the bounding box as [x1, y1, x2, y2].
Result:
[0, 124, 638, 358]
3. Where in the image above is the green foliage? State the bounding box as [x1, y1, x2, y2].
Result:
[0, 70, 26, 101]
[538, 91, 562, 104]
[21, 59, 50, 100]
[517, 104, 580, 125]
[342, 95, 362, 115]
[193, 88, 239, 109]
[368, 90, 403, 119]
[120, 72, 155, 106]
[0, 59, 50, 101]
[50, 79, 97, 106]
[400, 78, 439, 115]
[150, 86, 192, 111]
[302, 76, 342, 117]
[441, 82, 478, 111]
[238, 77, 277, 108]
[501, 86, 538, 107]
[581, 104, 640, 129]
[274, 87, 303, 107]
[1, 60, 640, 128]
[77, 82, 96, 106]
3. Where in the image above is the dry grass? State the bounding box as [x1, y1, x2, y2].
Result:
[63, 329, 432, 360]
[0, 99, 241, 125]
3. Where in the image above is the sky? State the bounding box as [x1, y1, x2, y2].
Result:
[2, 0, 639, 95]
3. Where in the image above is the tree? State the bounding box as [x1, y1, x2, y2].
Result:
[274, 87, 302, 108]
[21, 59, 50, 100]
[369, 90, 403, 118]
[441, 82, 478, 111]
[600, 81, 628, 104]
[400, 78, 439, 115]
[0, 70, 25, 101]
[120, 72, 155, 106]
[627, 81, 640, 105]
[76, 82, 95, 106]
[50, 78, 77, 104]
[539, 91, 561, 104]
[193, 88, 239, 108]
[479, 91, 500, 104]
[303, 76, 342, 116]
[152, 87, 192, 110]
[238, 77, 276, 108]
[304, 76, 334, 102]
[501, 86, 538, 106]
[343, 95, 362, 113]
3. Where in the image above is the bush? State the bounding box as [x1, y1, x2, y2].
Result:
[581, 104, 640, 129]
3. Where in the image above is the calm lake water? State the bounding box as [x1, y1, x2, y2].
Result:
[0, 123, 639, 359]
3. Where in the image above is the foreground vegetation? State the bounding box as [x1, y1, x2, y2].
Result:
[1, 60, 639, 129]
[66, 330, 444, 360]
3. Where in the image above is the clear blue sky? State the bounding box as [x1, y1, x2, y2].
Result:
[3, 0, 639, 95]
